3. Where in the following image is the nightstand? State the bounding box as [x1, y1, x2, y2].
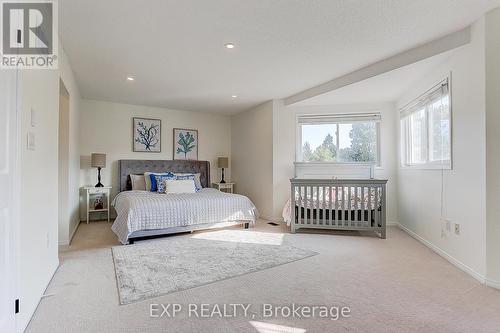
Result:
[212, 182, 235, 194]
[83, 186, 112, 223]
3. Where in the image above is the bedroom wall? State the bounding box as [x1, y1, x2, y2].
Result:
[231, 101, 274, 220]
[59, 47, 83, 245]
[396, 18, 487, 279]
[17, 43, 81, 332]
[273, 102, 399, 223]
[485, 7, 500, 287]
[79, 99, 231, 219]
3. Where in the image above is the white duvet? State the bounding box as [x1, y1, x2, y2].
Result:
[111, 188, 258, 244]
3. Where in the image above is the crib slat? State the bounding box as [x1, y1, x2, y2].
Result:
[335, 186, 339, 226]
[322, 186, 326, 226]
[347, 186, 352, 227]
[374, 185, 379, 228]
[328, 186, 332, 226]
[298, 186, 304, 224]
[365, 186, 369, 227]
[368, 186, 372, 227]
[307, 186, 310, 225]
[315, 186, 319, 225]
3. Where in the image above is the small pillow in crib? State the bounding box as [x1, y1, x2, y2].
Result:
[163, 179, 196, 194]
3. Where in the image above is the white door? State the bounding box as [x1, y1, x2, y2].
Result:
[0, 70, 19, 332]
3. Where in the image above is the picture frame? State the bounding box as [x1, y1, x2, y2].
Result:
[133, 117, 161, 152]
[173, 128, 198, 160]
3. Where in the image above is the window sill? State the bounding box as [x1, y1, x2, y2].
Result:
[400, 162, 452, 170]
[294, 161, 377, 166]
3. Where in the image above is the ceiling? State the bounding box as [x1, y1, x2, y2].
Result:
[59, 0, 500, 114]
[295, 49, 456, 106]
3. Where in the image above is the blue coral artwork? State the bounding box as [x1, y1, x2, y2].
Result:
[173, 128, 198, 160]
[133, 117, 161, 152]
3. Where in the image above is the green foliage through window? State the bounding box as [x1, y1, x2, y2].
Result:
[301, 122, 378, 163]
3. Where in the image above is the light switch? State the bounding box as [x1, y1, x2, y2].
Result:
[27, 131, 35, 150]
[30, 107, 36, 127]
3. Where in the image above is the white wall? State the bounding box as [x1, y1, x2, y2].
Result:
[272, 100, 295, 219]
[58, 83, 70, 244]
[397, 19, 487, 278]
[231, 101, 274, 219]
[79, 99, 231, 219]
[277, 102, 399, 223]
[17, 43, 81, 331]
[59, 47, 82, 245]
[485, 7, 500, 286]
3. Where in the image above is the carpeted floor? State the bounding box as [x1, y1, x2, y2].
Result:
[26, 220, 500, 333]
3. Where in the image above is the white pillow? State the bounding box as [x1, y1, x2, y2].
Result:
[164, 179, 196, 194]
[130, 174, 146, 191]
[175, 173, 203, 190]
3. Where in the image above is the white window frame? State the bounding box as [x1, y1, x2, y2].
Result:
[296, 113, 381, 167]
[400, 77, 452, 170]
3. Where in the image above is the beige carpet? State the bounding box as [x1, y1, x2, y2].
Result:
[26, 220, 500, 333]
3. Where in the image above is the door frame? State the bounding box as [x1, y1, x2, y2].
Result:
[0, 69, 21, 332]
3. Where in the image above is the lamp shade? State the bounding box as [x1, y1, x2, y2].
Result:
[91, 153, 106, 168]
[217, 157, 228, 168]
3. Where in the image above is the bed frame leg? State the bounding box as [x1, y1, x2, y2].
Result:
[244, 222, 249, 229]
[381, 228, 386, 239]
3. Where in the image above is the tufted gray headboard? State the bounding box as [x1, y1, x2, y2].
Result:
[118, 160, 211, 192]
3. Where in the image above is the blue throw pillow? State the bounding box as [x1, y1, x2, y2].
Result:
[150, 172, 175, 192]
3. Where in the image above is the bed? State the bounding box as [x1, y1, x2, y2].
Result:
[111, 160, 258, 244]
[283, 163, 388, 238]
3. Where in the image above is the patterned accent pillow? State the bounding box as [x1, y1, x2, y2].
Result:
[154, 173, 176, 193]
[175, 174, 201, 192]
[174, 173, 202, 191]
[149, 172, 175, 192]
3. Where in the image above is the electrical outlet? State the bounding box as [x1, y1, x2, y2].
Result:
[454, 223, 460, 235]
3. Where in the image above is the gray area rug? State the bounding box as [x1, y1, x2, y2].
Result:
[111, 230, 317, 304]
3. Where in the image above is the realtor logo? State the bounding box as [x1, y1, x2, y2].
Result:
[1, 0, 58, 69]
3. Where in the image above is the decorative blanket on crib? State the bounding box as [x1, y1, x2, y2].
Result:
[282, 187, 381, 225]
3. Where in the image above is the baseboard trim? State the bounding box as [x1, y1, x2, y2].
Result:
[397, 223, 486, 285]
[386, 221, 399, 226]
[260, 216, 284, 223]
[58, 220, 81, 246]
[485, 278, 500, 290]
[68, 220, 80, 244]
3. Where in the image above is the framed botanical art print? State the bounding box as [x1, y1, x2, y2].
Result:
[133, 117, 161, 152]
[173, 128, 198, 160]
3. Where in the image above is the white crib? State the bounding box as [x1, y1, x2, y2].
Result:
[289, 163, 387, 238]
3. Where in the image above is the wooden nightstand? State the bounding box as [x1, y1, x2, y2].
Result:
[83, 186, 112, 223]
[212, 182, 235, 194]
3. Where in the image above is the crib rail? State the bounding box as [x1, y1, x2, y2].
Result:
[290, 178, 388, 238]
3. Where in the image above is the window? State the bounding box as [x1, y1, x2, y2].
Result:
[297, 113, 381, 165]
[400, 78, 451, 168]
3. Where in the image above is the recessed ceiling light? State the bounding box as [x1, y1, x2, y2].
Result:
[231, 95, 238, 98]
[225, 43, 235, 49]
[126, 76, 135, 81]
